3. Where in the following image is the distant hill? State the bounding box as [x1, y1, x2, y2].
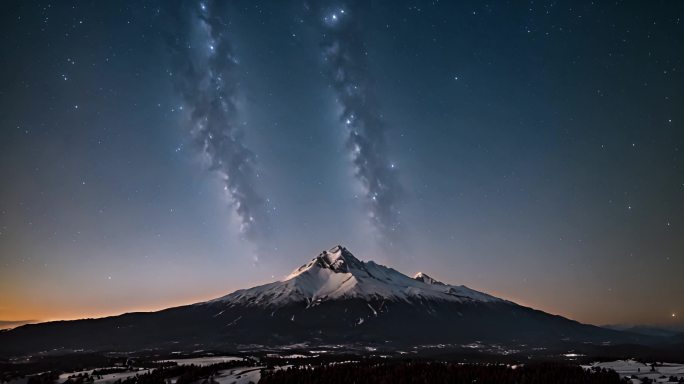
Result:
[0, 320, 36, 331]
[672, 332, 684, 343]
[603, 325, 682, 338]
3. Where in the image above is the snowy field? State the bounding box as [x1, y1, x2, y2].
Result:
[47, 356, 251, 384]
[213, 367, 263, 384]
[56, 368, 153, 384]
[583, 360, 684, 383]
[50, 364, 261, 384]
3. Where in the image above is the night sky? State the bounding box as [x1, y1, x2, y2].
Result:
[1, 1, 682, 329]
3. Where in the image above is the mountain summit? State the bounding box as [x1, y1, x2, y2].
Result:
[413, 272, 445, 285]
[0, 245, 649, 358]
[285, 245, 368, 278]
[213, 245, 502, 307]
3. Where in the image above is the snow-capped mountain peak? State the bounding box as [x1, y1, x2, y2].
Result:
[211, 245, 504, 307]
[413, 272, 445, 285]
[286, 245, 364, 279]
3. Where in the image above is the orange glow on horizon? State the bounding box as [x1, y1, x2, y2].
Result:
[0, 289, 232, 324]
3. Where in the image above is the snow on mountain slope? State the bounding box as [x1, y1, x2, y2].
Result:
[211, 245, 504, 307]
[413, 272, 445, 285]
[413, 271, 505, 303]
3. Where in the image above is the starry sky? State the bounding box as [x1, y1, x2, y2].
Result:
[1, 1, 682, 329]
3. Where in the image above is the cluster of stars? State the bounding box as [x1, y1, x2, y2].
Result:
[323, 8, 345, 26]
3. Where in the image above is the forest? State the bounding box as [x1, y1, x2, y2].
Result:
[259, 361, 629, 384]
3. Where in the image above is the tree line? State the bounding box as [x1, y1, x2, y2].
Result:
[259, 361, 629, 384]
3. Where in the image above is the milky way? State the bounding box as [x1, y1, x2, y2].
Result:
[317, 3, 404, 248]
[3, 0, 683, 326]
[166, 1, 269, 242]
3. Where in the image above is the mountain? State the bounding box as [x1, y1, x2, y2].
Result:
[0, 320, 36, 331]
[211, 246, 503, 308]
[672, 333, 684, 343]
[603, 324, 682, 338]
[0, 245, 653, 358]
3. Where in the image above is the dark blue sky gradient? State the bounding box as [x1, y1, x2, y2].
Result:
[0, 1, 682, 327]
